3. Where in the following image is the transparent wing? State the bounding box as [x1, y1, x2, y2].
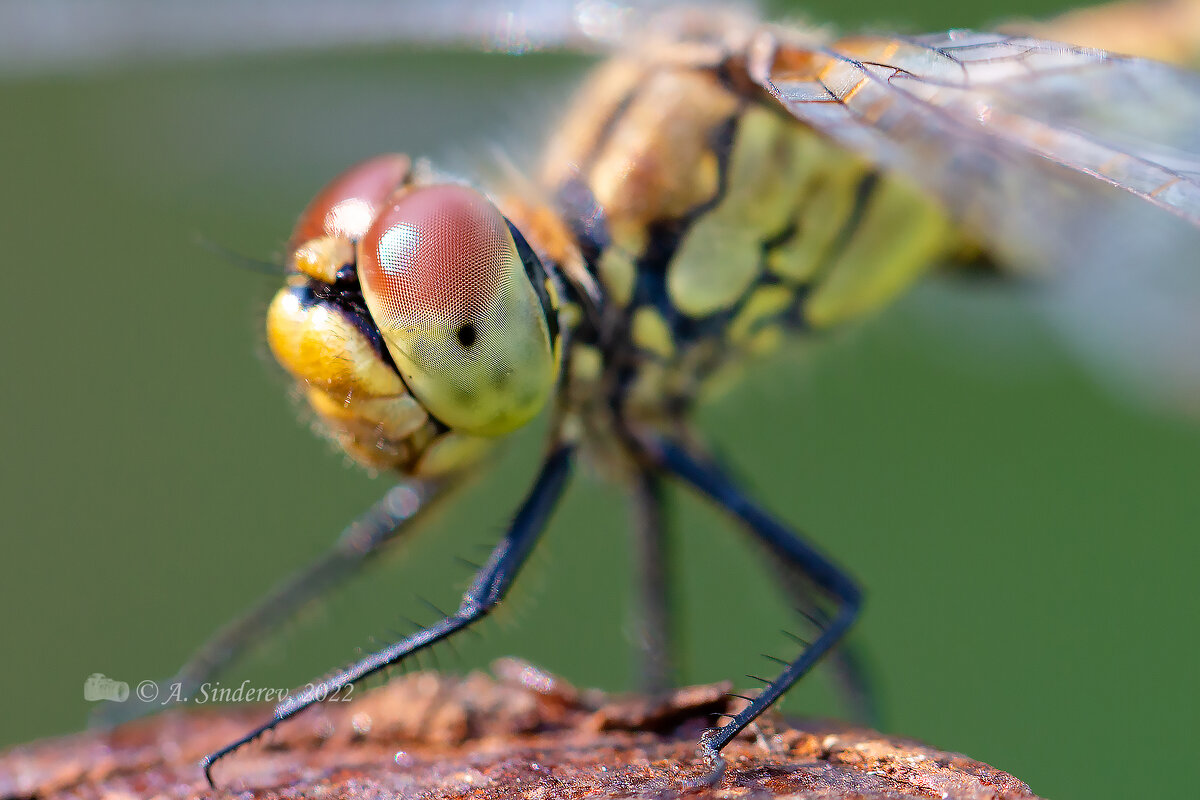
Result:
[0, 0, 713, 75]
[751, 29, 1200, 415]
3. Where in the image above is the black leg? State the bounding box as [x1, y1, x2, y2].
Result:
[650, 437, 862, 761]
[95, 478, 446, 727]
[628, 468, 677, 693]
[753, 536, 880, 726]
[201, 446, 574, 787]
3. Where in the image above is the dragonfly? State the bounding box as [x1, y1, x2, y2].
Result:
[20, 0, 1196, 787]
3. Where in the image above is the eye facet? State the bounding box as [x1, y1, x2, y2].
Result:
[357, 184, 558, 437]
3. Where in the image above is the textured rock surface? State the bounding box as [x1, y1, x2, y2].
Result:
[0, 660, 1041, 800]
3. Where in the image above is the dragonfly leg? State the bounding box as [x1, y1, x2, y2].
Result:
[629, 468, 677, 693]
[201, 446, 574, 787]
[753, 537, 880, 726]
[648, 437, 862, 767]
[93, 478, 447, 728]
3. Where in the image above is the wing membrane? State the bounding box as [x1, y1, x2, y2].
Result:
[753, 31, 1200, 252]
[751, 29, 1200, 411]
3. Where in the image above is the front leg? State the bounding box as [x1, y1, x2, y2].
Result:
[201, 445, 574, 787]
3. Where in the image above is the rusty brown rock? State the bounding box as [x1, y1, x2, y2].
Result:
[0, 660, 1041, 800]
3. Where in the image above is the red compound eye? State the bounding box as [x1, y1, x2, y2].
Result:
[357, 184, 557, 436]
[289, 153, 411, 248]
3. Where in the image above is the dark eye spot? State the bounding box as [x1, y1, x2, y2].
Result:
[456, 322, 476, 349]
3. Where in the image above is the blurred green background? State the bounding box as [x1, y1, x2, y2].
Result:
[2, 2, 1197, 798]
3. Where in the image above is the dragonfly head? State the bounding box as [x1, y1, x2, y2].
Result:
[268, 155, 561, 473]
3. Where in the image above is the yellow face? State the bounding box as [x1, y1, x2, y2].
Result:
[357, 184, 559, 437]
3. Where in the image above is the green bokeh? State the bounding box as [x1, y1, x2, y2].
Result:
[2, 3, 1196, 799]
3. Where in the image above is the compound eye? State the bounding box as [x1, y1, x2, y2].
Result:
[358, 185, 557, 436]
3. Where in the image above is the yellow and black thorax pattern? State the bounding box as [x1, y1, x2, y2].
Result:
[536, 28, 954, 437]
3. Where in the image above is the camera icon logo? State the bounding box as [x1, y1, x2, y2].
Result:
[83, 673, 130, 702]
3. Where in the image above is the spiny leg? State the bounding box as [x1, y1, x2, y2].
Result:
[755, 536, 880, 726]
[649, 437, 862, 766]
[96, 478, 446, 727]
[201, 446, 573, 787]
[711, 444, 878, 723]
[628, 468, 677, 693]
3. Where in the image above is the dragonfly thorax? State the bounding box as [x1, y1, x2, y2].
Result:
[531, 30, 953, 451]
